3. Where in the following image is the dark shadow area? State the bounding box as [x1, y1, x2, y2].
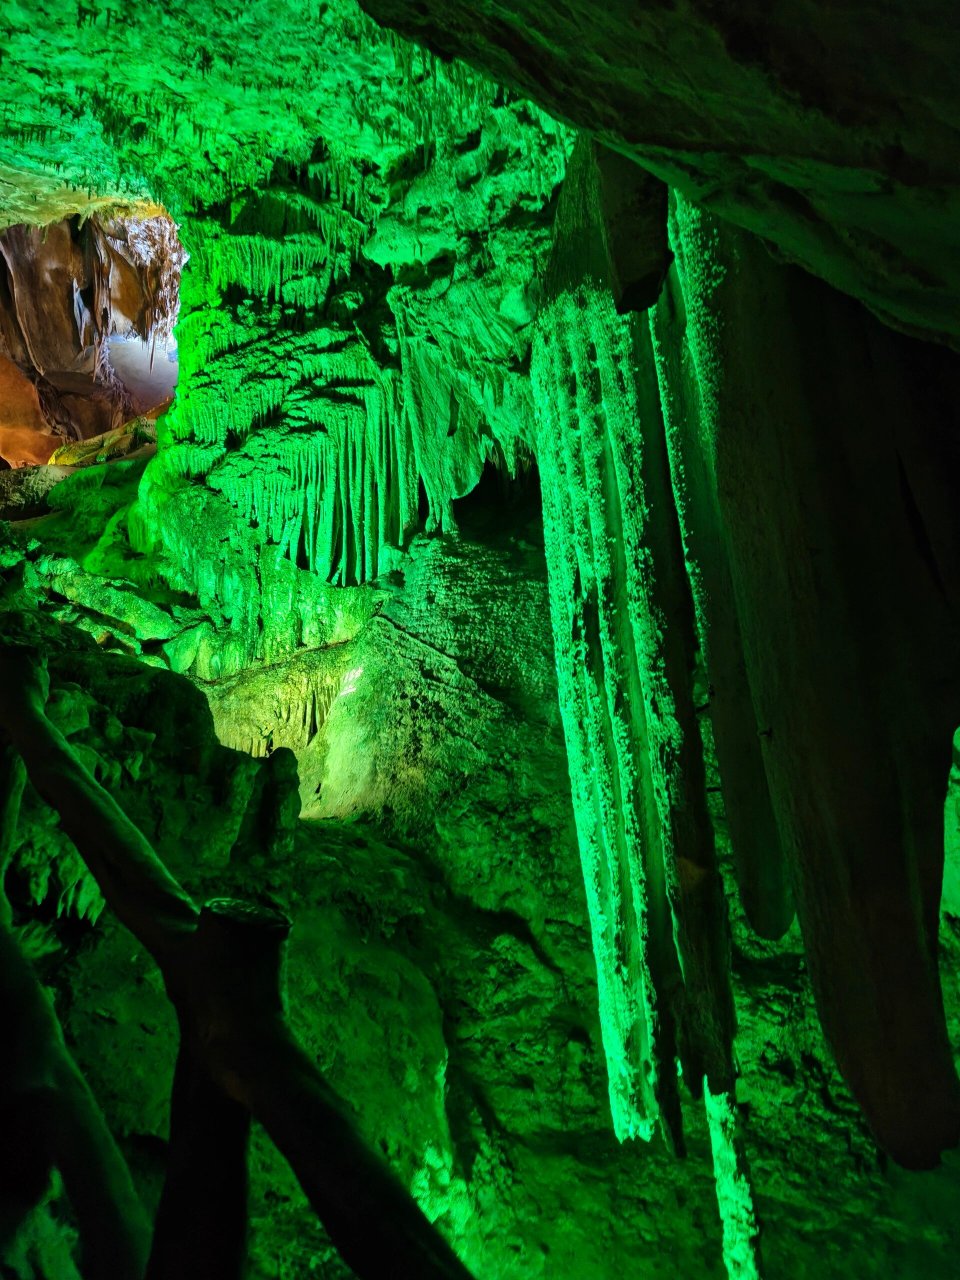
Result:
[452, 451, 543, 546]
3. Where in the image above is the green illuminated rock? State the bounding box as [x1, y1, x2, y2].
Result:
[532, 139, 735, 1153]
[1, 4, 960, 1280]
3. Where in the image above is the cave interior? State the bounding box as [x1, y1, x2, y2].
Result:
[2, 3, 960, 1279]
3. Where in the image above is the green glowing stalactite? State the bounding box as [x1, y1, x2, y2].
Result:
[130, 152, 545, 673]
[534, 287, 664, 1142]
[532, 144, 762, 1276]
[705, 1082, 762, 1280]
[532, 280, 735, 1149]
[130, 206, 406, 675]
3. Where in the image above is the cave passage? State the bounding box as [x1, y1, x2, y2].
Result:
[1, 6, 960, 1280]
[0, 209, 183, 476]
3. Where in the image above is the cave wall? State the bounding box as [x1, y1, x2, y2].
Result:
[122, 52, 569, 678]
[1, 0, 573, 677]
[2, 532, 737, 1280]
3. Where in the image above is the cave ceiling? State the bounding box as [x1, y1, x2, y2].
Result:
[359, 0, 960, 350]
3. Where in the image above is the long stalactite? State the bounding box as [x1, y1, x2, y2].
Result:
[532, 139, 759, 1274]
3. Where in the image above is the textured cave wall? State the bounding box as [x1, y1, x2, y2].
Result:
[124, 87, 566, 676]
[1, 1, 572, 678]
[7, 479, 960, 1280]
[358, 0, 960, 352]
[1, 532, 738, 1280]
[125, 53, 568, 680]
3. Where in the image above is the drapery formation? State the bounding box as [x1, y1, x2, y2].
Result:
[123, 86, 568, 681]
[533, 140, 759, 1278]
[657, 193, 960, 1173]
[533, 139, 960, 1186]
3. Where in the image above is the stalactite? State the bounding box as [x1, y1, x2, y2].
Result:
[207, 646, 349, 764]
[534, 310, 666, 1143]
[530, 141, 762, 1279]
[647, 245, 794, 941]
[197, 360, 413, 587]
[656, 191, 960, 1170]
[386, 24, 496, 157]
[391, 295, 518, 538]
[533, 280, 736, 1146]
[704, 1083, 762, 1280]
[532, 140, 736, 1150]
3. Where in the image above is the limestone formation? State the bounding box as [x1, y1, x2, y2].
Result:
[0, 4, 959, 1280]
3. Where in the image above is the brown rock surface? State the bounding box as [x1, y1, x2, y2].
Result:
[0, 211, 182, 451]
[0, 356, 59, 467]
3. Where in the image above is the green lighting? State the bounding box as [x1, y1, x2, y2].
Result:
[1, 4, 959, 1279]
